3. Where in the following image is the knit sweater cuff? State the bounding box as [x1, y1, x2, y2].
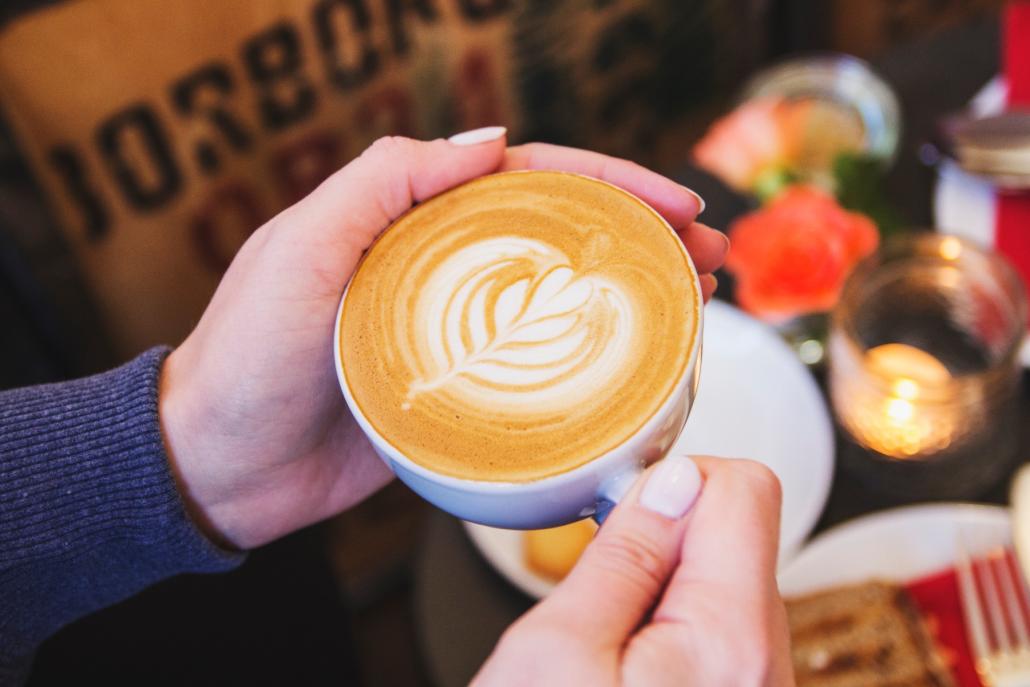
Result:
[0, 347, 244, 679]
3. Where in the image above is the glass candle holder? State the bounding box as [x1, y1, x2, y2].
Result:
[739, 54, 902, 169]
[829, 234, 1027, 498]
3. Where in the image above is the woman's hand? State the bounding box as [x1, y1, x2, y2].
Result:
[158, 128, 728, 549]
[474, 455, 794, 687]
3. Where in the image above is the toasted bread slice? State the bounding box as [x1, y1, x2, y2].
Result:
[786, 581, 955, 687]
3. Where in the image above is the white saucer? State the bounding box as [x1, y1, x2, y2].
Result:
[465, 299, 836, 598]
[778, 503, 1011, 597]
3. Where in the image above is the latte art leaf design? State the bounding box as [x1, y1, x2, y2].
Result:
[341, 171, 698, 482]
[407, 239, 633, 403]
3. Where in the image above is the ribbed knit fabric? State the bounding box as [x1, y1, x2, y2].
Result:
[0, 347, 244, 684]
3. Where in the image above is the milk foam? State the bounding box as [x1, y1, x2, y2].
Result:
[408, 237, 634, 408]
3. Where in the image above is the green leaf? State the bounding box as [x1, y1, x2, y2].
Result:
[753, 167, 798, 204]
[832, 153, 906, 237]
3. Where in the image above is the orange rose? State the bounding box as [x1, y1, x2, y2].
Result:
[693, 97, 792, 193]
[726, 186, 879, 321]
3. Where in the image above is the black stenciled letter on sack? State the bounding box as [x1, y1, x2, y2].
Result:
[171, 63, 255, 174]
[243, 21, 318, 131]
[96, 104, 182, 212]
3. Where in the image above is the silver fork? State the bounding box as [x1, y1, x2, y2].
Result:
[956, 540, 1030, 687]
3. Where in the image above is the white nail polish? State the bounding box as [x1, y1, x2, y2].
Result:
[640, 454, 701, 519]
[448, 126, 507, 146]
[685, 187, 706, 215]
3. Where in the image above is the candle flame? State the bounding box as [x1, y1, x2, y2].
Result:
[893, 378, 920, 400]
[885, 398, 914, 423]
[939, 237, 962, 261]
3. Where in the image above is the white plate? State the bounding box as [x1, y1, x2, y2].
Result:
[671, 300, 834, 561]
[466, 299, 836, 598]
[778, 503, 1011, 597]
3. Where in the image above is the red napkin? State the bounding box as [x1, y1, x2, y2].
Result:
[904, 569, 983, 687]
[996, 2, 1030, 294]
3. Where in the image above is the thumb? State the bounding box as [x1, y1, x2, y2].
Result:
[277, 127, 508, 275]
[535, 454, 703, 646]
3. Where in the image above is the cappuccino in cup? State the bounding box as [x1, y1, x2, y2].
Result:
[338, 171, 700, 486]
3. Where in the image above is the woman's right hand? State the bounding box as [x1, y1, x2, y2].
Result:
[474, 454, 795, 686]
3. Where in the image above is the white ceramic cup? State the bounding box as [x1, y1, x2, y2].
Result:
[334, 189, 704, 529]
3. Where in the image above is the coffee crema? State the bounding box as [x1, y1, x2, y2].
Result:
[340, 171, 698, 482]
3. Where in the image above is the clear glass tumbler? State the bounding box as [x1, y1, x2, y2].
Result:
[829, 234, 1027, 498]
[739, 53, 902, 167]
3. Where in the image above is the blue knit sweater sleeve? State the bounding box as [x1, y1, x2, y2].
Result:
[0, 347, 244, 683]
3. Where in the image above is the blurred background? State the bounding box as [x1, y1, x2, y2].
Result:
[0, 0, 1011, 684]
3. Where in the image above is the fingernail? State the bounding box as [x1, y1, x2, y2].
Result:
[718, 230, 730, 253]
[683, 187, 706, 215]
[702, 273, 719, 295]
[448, 126, 507, 146]
[640, 454, 702, 519]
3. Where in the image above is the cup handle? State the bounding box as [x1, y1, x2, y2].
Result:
[592, 465, 645, 525]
